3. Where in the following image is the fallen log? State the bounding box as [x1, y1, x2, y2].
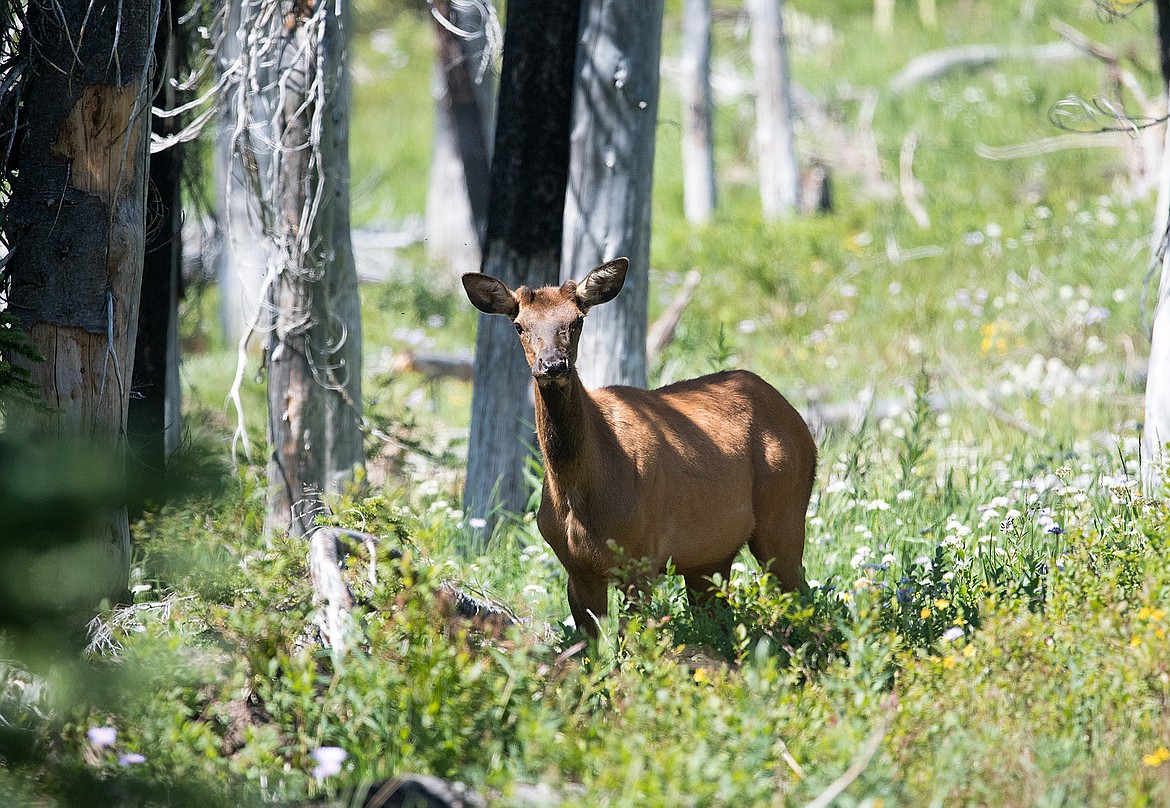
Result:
[647, 269, 702, 361]
[890, 41, 1081, 93]
[393, 350, 475, 382]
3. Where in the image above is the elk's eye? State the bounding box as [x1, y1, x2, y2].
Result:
[514, 322, 525, 335]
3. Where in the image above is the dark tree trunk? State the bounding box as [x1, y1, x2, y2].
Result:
[129, 0, 184, 506]
[560, 0, 665, 389]
[1155, 0, 1170, 82]
[464, 0, 582, 530]
[5, 0, 158, 605]
[321, 24, 365, 501]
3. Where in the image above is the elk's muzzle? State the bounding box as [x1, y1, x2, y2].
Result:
[533, 353, 571, 384]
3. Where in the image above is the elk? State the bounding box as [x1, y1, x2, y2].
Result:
[462, 257, 817, 635]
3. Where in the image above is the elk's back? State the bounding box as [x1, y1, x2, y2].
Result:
[582, 369, 814, 571]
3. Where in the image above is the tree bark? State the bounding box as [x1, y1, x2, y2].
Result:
[464, 0, 582, 529]
[321, 8, 365, 499]
[680, 0, 716, 224]
[129, 0, 184, 502]
[560, 0, 664, 389]
[747, 0, 800, 219]
[265, 0, 364, 537]
[6, 0, 158, 605]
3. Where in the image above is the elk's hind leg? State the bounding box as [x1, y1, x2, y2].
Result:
[748, 477, 808, 593]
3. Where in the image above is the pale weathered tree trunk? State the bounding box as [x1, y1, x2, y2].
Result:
[681, 0, 716, 225]
[264, 0, 364, 536]
[1142, 0, 1170, 495]
[560, 0, 664, 389]
[747, 0, 800, 219]
[464, 0, 582, 530]
[6, 0, 157, 605]
[427, 0, 497, 276]
[215, 1, 270, 348]
[427, 78, 482, 277]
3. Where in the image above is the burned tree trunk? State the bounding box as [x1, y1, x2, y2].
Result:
[560, 0, 664, 389]
[5, 0, 158, 604]
[464, 0, 582, 530]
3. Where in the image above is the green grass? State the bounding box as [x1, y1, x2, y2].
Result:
[4, 1, 1170, 805]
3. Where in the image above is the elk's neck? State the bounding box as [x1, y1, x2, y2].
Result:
[534, 372, 597, 470]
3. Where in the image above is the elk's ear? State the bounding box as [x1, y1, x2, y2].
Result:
[576, 257, 628, 311]
[462, 273, 519, 319]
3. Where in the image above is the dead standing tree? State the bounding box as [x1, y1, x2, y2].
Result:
[1144, 0, 1170, 494]
[129, 0, 187, 497]
[427, 0, 498, 275]
[4, 0, 160, 604]
[747, 0, 800, 219]
[680, 0, 717, 224]
[463, 0, 582, 530]
[222, 0, 364, 537]
[560, 0, 665, 389]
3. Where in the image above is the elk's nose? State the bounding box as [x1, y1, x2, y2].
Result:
[534, 354, 571, 379]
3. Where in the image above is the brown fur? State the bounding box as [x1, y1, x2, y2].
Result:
[463, 258, 817, 635]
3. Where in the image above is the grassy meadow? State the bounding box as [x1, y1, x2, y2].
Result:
[6, 0, 1170, 805]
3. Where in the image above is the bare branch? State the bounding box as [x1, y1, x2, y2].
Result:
[1048, 94, 1166, 134]
[975, 132, 1130, 160]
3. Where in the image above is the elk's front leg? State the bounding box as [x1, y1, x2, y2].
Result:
[567, 575, 608, 637]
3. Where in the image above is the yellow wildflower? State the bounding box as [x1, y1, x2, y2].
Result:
[1143, 748, 1170, 767]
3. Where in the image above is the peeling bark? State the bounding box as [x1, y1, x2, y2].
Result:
[264, 0, 364, 537]
[6, 0, 158, 606]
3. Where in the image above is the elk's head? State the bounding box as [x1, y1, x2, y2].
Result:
[462, 258, 628, 388]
